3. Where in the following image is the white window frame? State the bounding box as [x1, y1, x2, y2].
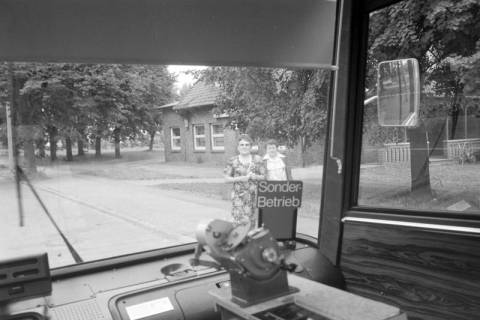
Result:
[193, 124, 206, 151]
[170, 127, 181, 151]
[210, 124, 225, 151]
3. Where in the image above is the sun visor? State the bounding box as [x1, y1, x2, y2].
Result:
[0, 0, 337, 68]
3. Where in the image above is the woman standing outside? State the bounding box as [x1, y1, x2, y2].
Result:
[224, 134, 266, 227]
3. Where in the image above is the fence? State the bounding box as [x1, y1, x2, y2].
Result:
[381, 142, 411, 163]
[444, 138, 480, 159]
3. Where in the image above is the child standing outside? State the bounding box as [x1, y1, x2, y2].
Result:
[263, 139, 291, 181]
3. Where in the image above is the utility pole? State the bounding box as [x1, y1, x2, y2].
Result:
[8, 62, 24, 226]
[5, 101, 14, 171]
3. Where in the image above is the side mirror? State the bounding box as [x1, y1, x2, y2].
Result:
[377, 58, 420, 127]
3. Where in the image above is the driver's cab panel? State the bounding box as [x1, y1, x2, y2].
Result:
[2, 241, 343, 320]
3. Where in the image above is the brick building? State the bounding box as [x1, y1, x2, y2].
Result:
[158, 81, 239, 165]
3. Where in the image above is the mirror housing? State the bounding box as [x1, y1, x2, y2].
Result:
[377, 58, 420, 127]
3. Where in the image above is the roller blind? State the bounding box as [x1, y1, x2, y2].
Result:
[0, 0, 337, 67]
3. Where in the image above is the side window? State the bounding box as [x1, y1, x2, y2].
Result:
[358, 0, 480, 214]
[193, 124, 206, 151]
[211, 124, 225, 151]
[171, 127, 181, 151]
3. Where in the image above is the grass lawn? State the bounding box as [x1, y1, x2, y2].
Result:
[150, 161, 480, 215]
[359, 162, 480, 212]
[4, 148, 478, 215]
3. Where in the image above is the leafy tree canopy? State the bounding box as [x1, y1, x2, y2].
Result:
[367, 0, 480, 96]
[0, 62, 175, 158]
[364, 0, 480, 145]
[199, 67, 331, 154]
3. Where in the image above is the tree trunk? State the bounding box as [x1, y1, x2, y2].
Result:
[77, 139, 85, 156]
[449, 88, 460, 140]
[114, 128, 121, 159]
[408, 122, 431, 197]
[149, 131, 155, 151]
[11, 66, 37, 173]
[23, 139, 36, 174]
[300, 136, 307, 168]
[65, 136, 73, 161]
[22, 130, 36, 172]
[450, 106, 460, 139]
[48, 127, 57, 161]
[427, 118, 447, 157]
[95, 136, 101, 157]
[36, 137, 46, 158]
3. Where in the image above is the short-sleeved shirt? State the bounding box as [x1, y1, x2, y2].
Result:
[263, 154, 287, 180]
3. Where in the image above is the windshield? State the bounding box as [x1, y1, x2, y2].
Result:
[0, 63, 329, 268]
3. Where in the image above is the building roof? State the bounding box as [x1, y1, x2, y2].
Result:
[174, 81, 223, 110]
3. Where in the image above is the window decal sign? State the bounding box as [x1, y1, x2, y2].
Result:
[257, 181, 303, 208]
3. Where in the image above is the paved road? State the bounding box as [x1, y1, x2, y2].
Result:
[1, 171, 320, 269]
[0, 173, 230, 268]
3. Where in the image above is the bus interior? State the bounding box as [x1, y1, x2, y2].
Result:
[0, 0, 479, 319]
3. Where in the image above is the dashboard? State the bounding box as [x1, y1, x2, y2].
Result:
[2, 242, 339, 320]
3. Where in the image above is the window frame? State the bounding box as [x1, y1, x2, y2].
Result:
[0, 0, 339, 275]
[193, 124, 206, 151]
[210, 124, 225, 151]
[170, 127, 181, 151]
[319, 0, 480, 265]
[344, 0, 480, 224]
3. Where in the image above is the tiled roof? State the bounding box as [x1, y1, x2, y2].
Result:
[174, 81, 223, 110]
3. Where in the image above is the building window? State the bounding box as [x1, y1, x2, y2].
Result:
[193, 124, 206, 151]
[170, 127, 181, 151]
[211, 124, 225, 151]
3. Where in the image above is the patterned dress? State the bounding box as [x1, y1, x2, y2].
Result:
[224, 155, 266, 226]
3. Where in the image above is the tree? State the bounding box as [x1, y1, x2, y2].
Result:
[200, 67, 330, 167]
[75, 64, 175, 158]
[74, 64, 130, 158]
[1, 62, 175, 164]
[178, 83, 192, 98]
[0, 63, 44, 172]
[365, 0, 480, 195]
[20, 63, 79, 162]
[123, 65, 175, 151]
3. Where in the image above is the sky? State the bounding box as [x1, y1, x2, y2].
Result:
[167, 65, 207, 94]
